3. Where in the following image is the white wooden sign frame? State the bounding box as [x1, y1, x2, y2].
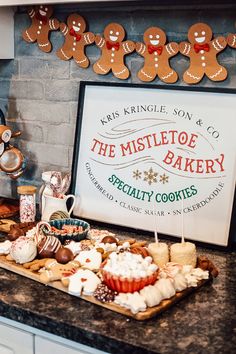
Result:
[71, 82, 236, 249]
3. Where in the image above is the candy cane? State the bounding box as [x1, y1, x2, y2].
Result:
[35, 221, 51, 244]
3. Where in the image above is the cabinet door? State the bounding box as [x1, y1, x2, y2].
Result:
[0, 7, 14, 59]
[0, 322, 34, 354]
[35, 335, 108, 354]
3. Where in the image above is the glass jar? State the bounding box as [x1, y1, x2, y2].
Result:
[17, 185, 37, 223]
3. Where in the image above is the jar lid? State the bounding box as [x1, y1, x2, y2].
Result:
[17, 185, 37, 195]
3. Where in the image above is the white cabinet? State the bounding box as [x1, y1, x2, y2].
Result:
[0, 7, 14, 59]
[0, 322, 34, 354]
[0, 317, 109, 354]
[35, 336, 105, 354]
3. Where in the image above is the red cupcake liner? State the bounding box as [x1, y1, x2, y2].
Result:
[101, 269, 159, 293]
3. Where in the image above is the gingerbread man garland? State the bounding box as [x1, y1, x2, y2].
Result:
[179, 23, 227, 84]
[136, 27, 179, 83]
[227, 29, 236, 49]
[22, 5, 59, 53]
[57, 13, 95, 68]
[93, 23, 135, 80]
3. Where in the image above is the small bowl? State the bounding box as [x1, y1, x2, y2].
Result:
[42, 218, 90, 244]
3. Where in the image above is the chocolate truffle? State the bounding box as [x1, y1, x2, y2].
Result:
[101, 235, 118, 245]
[55, 247, 74, 264]
[37, 236, 61, 258]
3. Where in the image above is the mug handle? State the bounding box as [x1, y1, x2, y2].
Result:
[66, 194, 76, 216]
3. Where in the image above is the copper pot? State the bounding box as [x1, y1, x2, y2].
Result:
[0, 146, 24, 173]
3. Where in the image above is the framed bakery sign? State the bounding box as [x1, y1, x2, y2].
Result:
[71, 82, 236, 248]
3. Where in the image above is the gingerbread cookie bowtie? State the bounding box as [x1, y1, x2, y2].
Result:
[35, 12, 47, 25]
[69, 28, 81, 41]
[106, 41, 120, 50]
[147, 45, 163, 55]
[194, 43, 210, 53]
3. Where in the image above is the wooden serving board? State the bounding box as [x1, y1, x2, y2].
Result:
[0, 255, 211, 321]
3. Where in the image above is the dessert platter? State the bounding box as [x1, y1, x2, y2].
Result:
[0, 219, 218, 320]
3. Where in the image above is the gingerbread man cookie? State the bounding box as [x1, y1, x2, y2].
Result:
[39, 259, 80, 284]
[22, 5, 59, 53]
[93, 23, 135, 79]
[136, 27, 179, 83]
[179, 23, 227, 84]
[227, 29, 236, 49]
[57, 13, 95, 68]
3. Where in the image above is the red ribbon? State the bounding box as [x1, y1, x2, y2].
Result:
[69, 28, 81, 41]
[194, 43, 210, 53]
[106, 41, 120, 50]
[35, 12, 47, 25]
[148, 45, 163, 55]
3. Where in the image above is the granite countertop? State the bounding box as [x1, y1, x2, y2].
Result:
[0, 224, 235, 354]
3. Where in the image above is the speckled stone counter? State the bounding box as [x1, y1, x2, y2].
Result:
[0, 225, 235, 354]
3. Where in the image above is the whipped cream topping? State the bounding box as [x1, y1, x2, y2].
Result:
[103, 251, 158, 279]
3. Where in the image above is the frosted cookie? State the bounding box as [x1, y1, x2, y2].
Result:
[114, 291, 147, 314]
[75, 249, 102, 271]
[39, 259, 80, 284]
[181, 266, 209, 287]
[160, 262, 182, 279]
[148, 242, 169, 267]
[154, 278, 176, 299]
[140, 285, 162, 307]
[170, 242, 197, 267]
[64, 269, 101, 296]
[173, 273, 188, 292]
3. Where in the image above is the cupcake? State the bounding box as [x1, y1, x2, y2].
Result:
[101, 251, 159, 293]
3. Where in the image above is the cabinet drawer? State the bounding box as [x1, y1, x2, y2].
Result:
[0, 322, 33, 354]
[35, 335, 107, 354]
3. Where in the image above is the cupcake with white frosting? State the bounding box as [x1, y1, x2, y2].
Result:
[101, 251, 159, 293]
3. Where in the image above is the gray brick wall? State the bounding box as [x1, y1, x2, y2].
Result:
[0, 2, 235, 199]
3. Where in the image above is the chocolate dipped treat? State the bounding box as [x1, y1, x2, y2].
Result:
[37, 235, 61, 258]
[8, 222, 37, 241]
